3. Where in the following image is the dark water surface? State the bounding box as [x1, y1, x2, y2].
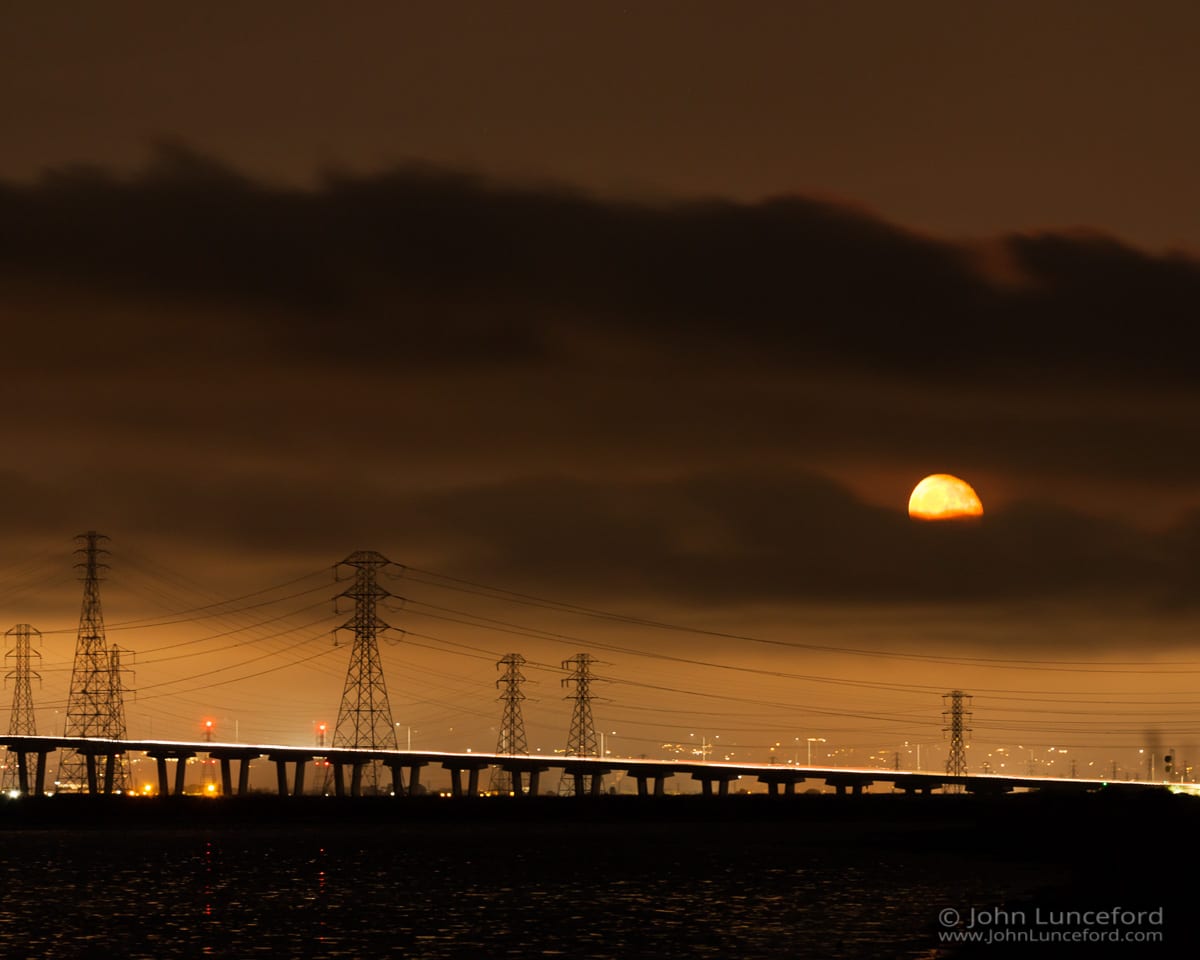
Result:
[0, 793, 1189, 959]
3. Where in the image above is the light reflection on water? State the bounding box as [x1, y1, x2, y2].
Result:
[0, 819, 1054, 958]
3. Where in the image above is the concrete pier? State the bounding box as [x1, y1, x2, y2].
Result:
[382, 759, 426, 796]
[692, 770, 741, 797]
[630, 769, 676, 797]
[893, 775, 939, 796]
[499, 762, 550, 796]
[16, 751, 30, 795]
[825, 774, 874, 796]
[443, 760, 489, 797]
[146, 749, 196, 796]
[208, 750, 258, 796]
[759, 775, 805, 796]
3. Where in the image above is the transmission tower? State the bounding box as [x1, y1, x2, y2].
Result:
[105, 645, 133, 792]
[2, 624, 42, 793]
[59, 532, 128, 792]
[489, 653, 529, 794]
[332, 551, 398, 794]
[558, 653, 601, 796]
[943, 690, 972, 788]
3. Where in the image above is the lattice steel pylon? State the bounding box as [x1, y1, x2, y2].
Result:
[105, 645, 133, 792]
[558, 652, 602, 796]
[58, 532, 128, 792]
[2, 624, 42, 793]
[943, 689, 972, 789]
[332, 551, 399, 795]
[489, 653, 529, 794]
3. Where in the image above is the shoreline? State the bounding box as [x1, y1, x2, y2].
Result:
[1, 784, 1190, 831]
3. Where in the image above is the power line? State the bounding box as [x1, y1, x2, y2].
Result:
[405, 566, 1200, 669]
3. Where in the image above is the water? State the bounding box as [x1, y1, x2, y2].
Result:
[0, 793, 1184, 958]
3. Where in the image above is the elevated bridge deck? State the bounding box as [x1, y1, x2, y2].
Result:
[4, 735, 1192, 799]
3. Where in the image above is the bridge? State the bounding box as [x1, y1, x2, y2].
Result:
[3, 735, 1192, 800]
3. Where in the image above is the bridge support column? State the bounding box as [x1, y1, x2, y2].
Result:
[333, 763, 346, 797]
[449, 768, 463, 797]
[85, 754, 99, 795]
[220, 758, 233, 796]
[759, 778, 801, 796]
[350, 763, 363, 798]
[16, 752, 29, 795]
[407, 764, 422, 795]
[155, 757, 170, 796]
[654, 776, 666, 797]
[827, 776, 872, 797]
[34, 751, 49, 796]
[572, 772, 584, 796]
[274, 758, 290, 796]
[292, 759, 306, 797]
[103, 754, 116, 795]
[523, 770, 537, 795]
[636, 775, 648, 797]
[383, 762, 404, 797]
[174, 758, 187, 797]
[238, 758, 251, 796]
[467, 767, 480, 797]
[700, 779, 713, 797]
[518, 766, 549, 796]
[590, 773, 603, 797]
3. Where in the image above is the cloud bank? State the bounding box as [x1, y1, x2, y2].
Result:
[2, 147, 1198, 619]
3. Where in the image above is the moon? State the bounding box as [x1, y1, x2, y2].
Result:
[908, 474, 984, 521]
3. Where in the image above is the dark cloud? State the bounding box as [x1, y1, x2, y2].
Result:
[3, 146, 1200, 383]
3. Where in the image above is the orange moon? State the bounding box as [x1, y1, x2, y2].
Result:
[908, 474, 984, 520]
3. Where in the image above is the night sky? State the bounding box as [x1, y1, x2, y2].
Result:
[3, 3, 1198, 782]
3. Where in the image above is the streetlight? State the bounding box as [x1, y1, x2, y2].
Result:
[904, 741, 925, 771]
[807, 737, 826, 766]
